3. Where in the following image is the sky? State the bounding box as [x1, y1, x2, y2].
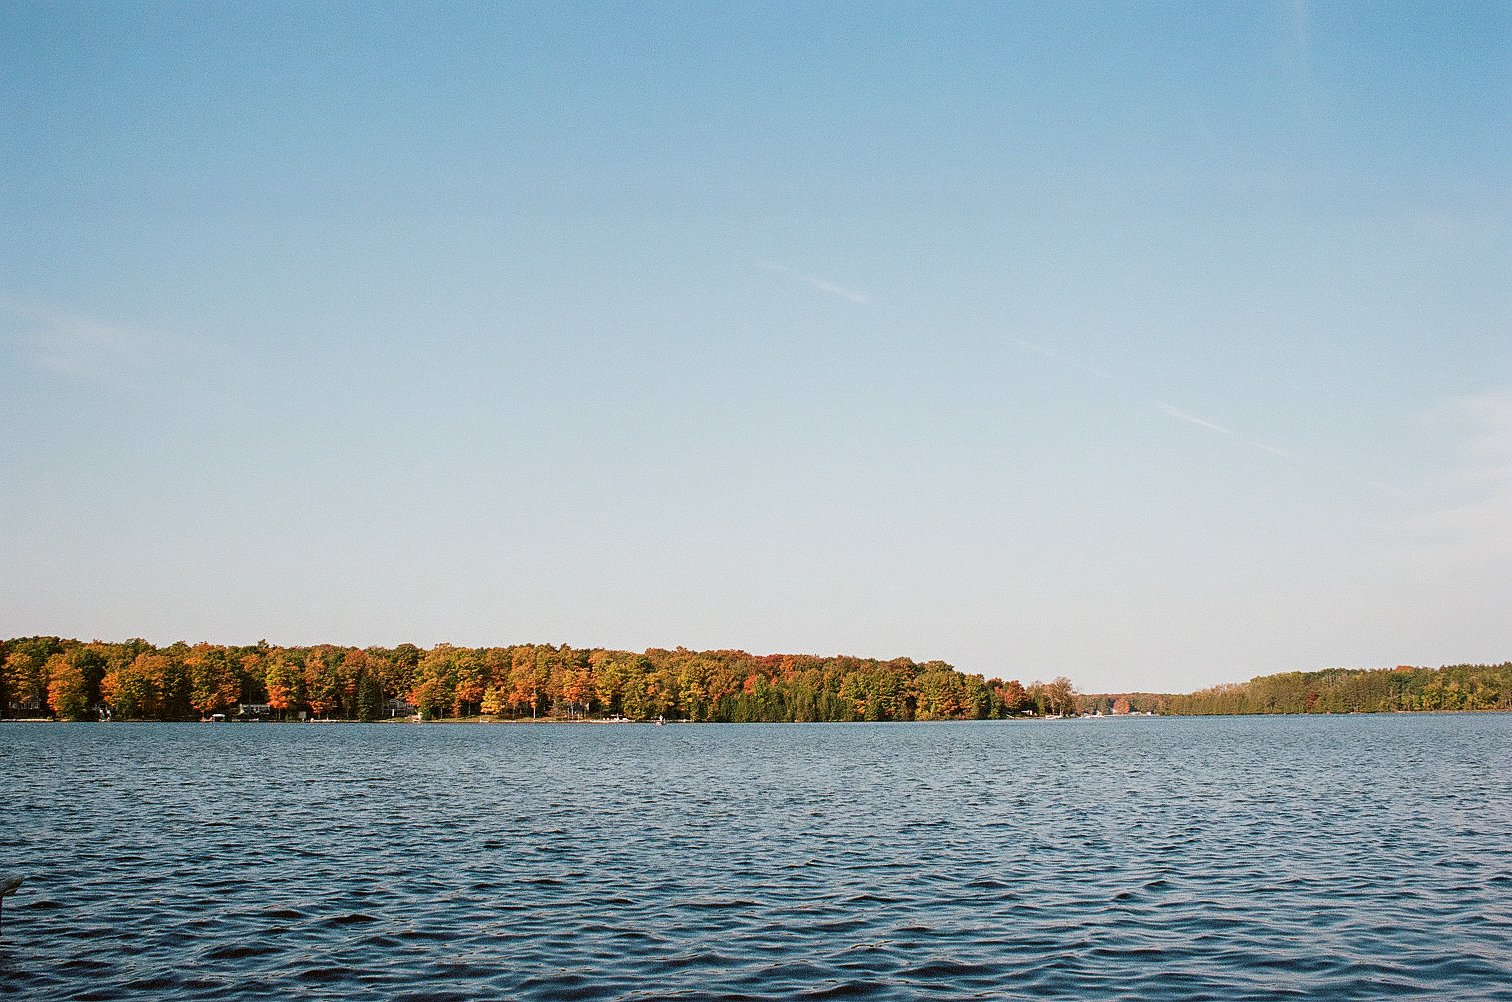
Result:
[2, 2, 1508, 692]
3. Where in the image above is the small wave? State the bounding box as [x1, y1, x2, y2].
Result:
[796, 979, 891, 999]
[323, 911, 381, 926]
[294, 966, 349, 984]
[900, 959, 1000, 979]
[514, 971, 619, 1001]
[202, 942, 278, 961]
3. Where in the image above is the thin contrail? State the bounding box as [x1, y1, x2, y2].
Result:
[756, 261, 868, 305]
[1156, 400, 1234, 436]
[1008, 336, 1407, 496]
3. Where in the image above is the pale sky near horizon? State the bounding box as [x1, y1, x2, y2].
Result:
[2, 2, 1508, 692]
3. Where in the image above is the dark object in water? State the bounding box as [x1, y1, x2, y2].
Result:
[0, 874, 21, 934]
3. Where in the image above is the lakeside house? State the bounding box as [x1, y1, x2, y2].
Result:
[230, 699, 414, 721]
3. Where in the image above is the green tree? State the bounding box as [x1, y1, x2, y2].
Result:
[355, 672, 386, 721]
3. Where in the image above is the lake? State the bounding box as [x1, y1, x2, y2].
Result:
[1, 715, 1509, 1000]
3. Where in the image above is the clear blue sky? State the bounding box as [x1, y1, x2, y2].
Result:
[2, 2, 1508, 692]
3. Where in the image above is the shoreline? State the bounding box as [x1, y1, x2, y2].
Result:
[5, 708, 1509, 725]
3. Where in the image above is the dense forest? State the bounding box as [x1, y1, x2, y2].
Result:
[4, 637, 1506, 722]
[0, 636, 1076, 723]
[1082, 663, 1512, 715]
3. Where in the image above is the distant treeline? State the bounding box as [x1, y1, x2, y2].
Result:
[1083, 663, 1512, 715]
[0, 636, 1079, 723]
[8, 637, 1506, 722]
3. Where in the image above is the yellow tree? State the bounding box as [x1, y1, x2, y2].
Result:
[509, 646, 549, 717]
[186, 645, 240, 717]
[1047, 676, 1077, 716]
[3, 652, 44, 715]
[46, 653, 89, 720]
[304, 646, 351, 718]
[452, 648, 486, 717]
[412, 645, 457, 719]
[264, 652, 305, 716]
[102, 653, 170, 719]
[562, 664, 593, 718]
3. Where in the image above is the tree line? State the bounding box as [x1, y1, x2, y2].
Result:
[0, 636, 1080, 723]
[1081, 662, 1512, 715]
[8, 636, 1503, 722]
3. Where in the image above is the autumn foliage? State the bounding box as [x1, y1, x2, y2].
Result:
[7, 635, 1505, 722]
[1, 636, 1043, 722]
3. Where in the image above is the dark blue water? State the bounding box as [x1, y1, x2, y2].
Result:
[2, 715, 1509, 1000]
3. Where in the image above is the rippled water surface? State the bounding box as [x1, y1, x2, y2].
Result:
[2, 715, 1510, 1000]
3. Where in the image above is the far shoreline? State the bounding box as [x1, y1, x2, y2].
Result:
[5, 708, 1509, 725]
